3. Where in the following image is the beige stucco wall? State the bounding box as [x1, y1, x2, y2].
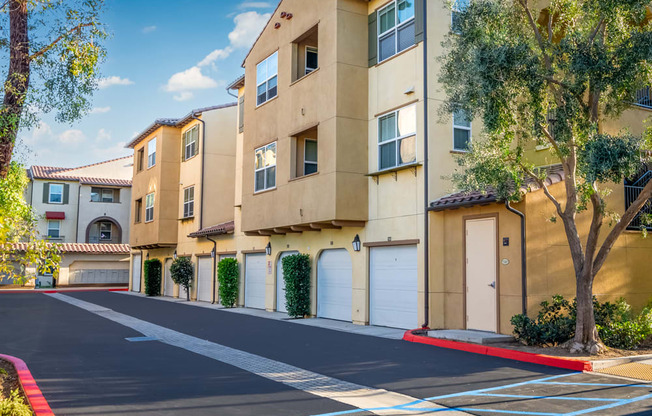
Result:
[76, 185, 131, 243]
[31, 179, 80, 241]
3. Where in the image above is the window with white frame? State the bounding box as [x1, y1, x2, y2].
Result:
[453, 110, 471, 151]
[147, 138, 157, 168]
[99, 222, 112, 241]
[91, 187, 115, 203]
[254, 142, 277, 192]
[304, 139, 318, 175]
[452, 0, 470, 33]
[145, 193, 155, 222]
[305, 46, 318, 74]
[378, 105, 417, 170]
[47, 220, 61, 239]
[183, 186, 194, 218]
[183, 126, 199, 161]
[378, 0, 415, 63]
[256, 52, 278, 106]
[48, 183, 64, 204]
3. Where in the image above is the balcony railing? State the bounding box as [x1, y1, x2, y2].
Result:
[634, 87, 652, 109]
[625, 171, 652, 230]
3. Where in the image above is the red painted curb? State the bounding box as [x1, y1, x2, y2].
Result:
[0, 287, 128, 294]
[403, 330, 592, 372]
[0, 354, 54, 416]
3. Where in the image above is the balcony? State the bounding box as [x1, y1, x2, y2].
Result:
[634, 87, 652, 109]
[625, 170, 652, 230]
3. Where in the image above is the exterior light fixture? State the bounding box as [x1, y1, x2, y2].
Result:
[265, 242, 272, 256]
[146, 252, 149, 260]
[173, 250, 177, 260]
[352, 234, 361, 252]
[211, 247, 216, 259]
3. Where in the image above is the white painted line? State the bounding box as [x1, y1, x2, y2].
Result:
[46, 293, 469, 416]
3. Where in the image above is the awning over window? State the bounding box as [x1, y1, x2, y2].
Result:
[45, 211, 65, 220]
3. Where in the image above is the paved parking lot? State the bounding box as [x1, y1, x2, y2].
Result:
[1, 291, 651, 415]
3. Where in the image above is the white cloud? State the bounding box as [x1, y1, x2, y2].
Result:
[98, 76, 134, 89]
[197, 47, 233, 67]
[90, 106, 111, 114]
[163, 66, 218, 102]
[58, 129, 86, 144]
[142, 25, 157, 34]
[96, 129, 112, 142]
[239, 2, 274, 8]
[229, 11, 272, 49]
[173, 92, 194, 102]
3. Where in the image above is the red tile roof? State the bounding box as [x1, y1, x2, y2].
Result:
[29, 156, 132, 187]
[429, 164, 565, 211]
[188, 221, 235, 238]
[9, 242, 130, 254]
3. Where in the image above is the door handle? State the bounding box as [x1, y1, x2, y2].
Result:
[488, 281, 496, 289]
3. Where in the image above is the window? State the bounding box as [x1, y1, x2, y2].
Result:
[183, 187, 194, 218]
[99, 222, 112, 241]
[378, 0, 415, 62]
[47, 220, 61, 239]
[304, 139, 318, 175]
[90, 187, 116, 203]
[137, 148, 145, 171]
[378, 105, 417, 170]
[183, 126, 199, 161]
[239, 95, 245, 133]
[453, 110, 471, 151]
[145, 193, 155, 222]
[452, 0, 470, 33]
[48, 184, 64, 204]
[256, 52, 278, 106]
[254, 142, 277, 192]
[134, 198, 142, 223]
[147, 138, 156, 168]
[305, 46, 318, 74]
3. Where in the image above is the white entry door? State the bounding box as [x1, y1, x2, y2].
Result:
[245, 253, 266, 309]
[466, 218, 497, 332]
[131, 254, 141, 292]
[370, 245, 418, 329]
[164, 258, 174, 297]
[276, 251, 298, 313]
[317, 249, 352, 322]
[197, 256, 214, 303]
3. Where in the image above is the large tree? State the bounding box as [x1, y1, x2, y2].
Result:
[440, 0, 652, 353]
[0, 0, 106, 177]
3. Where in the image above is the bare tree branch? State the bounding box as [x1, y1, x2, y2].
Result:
[584, 187, 604, 275]
[29, 22, 94, 61]
[520, 163, 564, 217]
[588, 18, 605, 45]
[517, 0, 552, 71]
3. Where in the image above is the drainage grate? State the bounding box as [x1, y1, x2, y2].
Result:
[125, 336, 158, 342]
[596, 363, 652, 381]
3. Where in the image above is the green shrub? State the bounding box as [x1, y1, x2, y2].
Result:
[170, 257, 193, 301]
[282, 253, 311, 318]
[0, 389, 32, 416]
[218, 258, 239, 308]
[512, 295, 652, 349]
[143, 258, 162, 296]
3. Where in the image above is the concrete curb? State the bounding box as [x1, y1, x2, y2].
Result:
[591, 353, 652, 371]
[0, 354, 54, 416]
[403, 329, 593, 371]
[0, 288, 128, 294]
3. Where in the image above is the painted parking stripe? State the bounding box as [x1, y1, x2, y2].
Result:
[536, 381, 652, 388]
[563, 392, 652, 416]
[473, 393, 621, 402]
[46, 293, 469, 416]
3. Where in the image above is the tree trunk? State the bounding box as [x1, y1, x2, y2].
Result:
[569, 271, 604, 354]
[0, 0, 30, 178]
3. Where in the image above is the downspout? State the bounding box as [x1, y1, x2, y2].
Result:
[226, 88, 238, 99]
[190, 114, 206, 231]
[137, 248, 144, 293]
[505, 201, 527, 315]
[206, 235, 218, 304]
[422, 0, 430, 329]
[75, 184, 81, 242]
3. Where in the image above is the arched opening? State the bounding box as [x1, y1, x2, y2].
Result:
[86, 217, 122, 244]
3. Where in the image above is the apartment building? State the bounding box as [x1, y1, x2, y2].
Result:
[22, 157, 133, 287]
[127, 104, 267, 301]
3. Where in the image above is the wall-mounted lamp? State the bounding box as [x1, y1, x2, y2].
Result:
[352, 234, 361, 252]
[265, 242, 272, 256]
[211, 247, 216, 259]
[146, 252, 149, 260]
[173, 250, 177, 260]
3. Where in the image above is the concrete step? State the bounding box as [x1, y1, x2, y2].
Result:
[427, 329, 514, 345]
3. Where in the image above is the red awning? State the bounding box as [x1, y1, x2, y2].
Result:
[45, 211, 65, 220]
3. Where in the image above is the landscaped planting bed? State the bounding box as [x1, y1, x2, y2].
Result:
[0, 358, 32, 415]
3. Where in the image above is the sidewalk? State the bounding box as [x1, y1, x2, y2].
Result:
[117, 291, 406, 340]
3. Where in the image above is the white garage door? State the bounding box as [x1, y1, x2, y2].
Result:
[370, 245, 418, 329]
[131, 254, 141, 292]
[197, 256, 214, 303]
[245, 253, 266, 309]
[317, 249, 352, 322]
[164, 259, 174, 297]
[276, 251, 298, 313]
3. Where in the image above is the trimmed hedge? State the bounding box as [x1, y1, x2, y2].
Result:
[282, 253, 311, 318]
[143, 258, 162, 296]
[218, 258, 239, 308]
[170, 257, 193, 301]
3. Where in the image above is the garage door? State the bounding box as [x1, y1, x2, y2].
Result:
[276, 251, 298, 313]
[370, 245, 418, 329]
[197, 256, 214, 303]
[164, 259, 174, 297]
[245, 253, 266, 309]
[317, 249, 352, 322]
[131, 254, 141, 292]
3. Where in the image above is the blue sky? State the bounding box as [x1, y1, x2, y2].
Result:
[16, 0, 277, 168]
